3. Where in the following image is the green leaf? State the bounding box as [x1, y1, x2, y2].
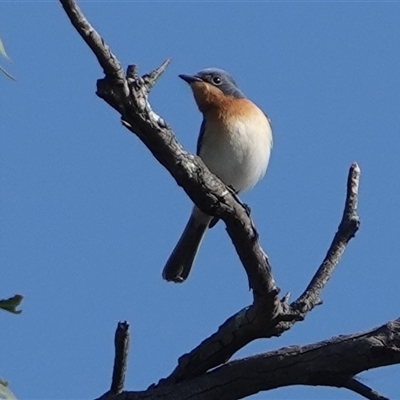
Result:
[0, 295, 23, 314]
[0, 381, 17, 400]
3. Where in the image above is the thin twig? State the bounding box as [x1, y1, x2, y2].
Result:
[143, 58, 172, 90]
[124, 61, 170, 128]
[110, 321, 130, 394]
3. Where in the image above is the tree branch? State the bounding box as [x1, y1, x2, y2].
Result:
[159, 162, 361, 385]
[292, 162, 361, 314]
[58, 3, 392, 400]
[98, 318, 400, 400]
[59, 0, 279, 308]
[59, 0, 124, 78]
[341, 378, 389, 400]
[110, 322, 130, 395]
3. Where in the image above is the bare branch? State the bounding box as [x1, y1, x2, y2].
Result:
[101, 318, 400, 400]
[110, 322, 130, 395]
[342, 378, 389, 400]
[143, 58, 172, 90]
[59, 3, 388, 400]
[59, 0, 124, 79]
[292, 162, 361, 314]
[159, 305, 271, 385]
[159, 163, 361, 384]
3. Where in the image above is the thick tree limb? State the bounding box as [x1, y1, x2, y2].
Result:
[98, 318, 399, 400]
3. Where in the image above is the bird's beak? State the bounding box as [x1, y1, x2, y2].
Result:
[178, 74, 202, 84]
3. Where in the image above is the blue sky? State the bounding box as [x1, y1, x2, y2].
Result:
[1, 2, 400, 399]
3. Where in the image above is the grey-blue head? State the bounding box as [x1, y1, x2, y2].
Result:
[179, 68, 245, 99]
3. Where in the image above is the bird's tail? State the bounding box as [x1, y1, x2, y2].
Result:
[162, 210, 211, 283]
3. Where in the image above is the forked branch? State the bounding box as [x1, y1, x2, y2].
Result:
[158, 163, 361, 385]
[98, 318, 400, 400]
[59, 2, 395, 400]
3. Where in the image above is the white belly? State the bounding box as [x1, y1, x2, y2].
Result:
[199, 116, 272, 193]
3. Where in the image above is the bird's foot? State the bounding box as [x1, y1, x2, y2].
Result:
[226, 185, 252, 216]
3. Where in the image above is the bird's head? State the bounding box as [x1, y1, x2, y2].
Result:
[179, 68, 245, 112]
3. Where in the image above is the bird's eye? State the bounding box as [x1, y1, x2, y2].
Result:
[212, 76, 222, 85]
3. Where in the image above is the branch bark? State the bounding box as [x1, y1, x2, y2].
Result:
[342, 379, 389, 400]
[110, 322, 130, 395]
[292, 163, 360, 314]
[97, 318, 400, 400]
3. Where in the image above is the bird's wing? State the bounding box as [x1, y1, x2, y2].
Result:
[196, 118, 206, 155]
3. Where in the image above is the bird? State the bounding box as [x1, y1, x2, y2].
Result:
[162, 68, 273, 283]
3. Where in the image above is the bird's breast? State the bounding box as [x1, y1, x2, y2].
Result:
[199, 101, 272, 193]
